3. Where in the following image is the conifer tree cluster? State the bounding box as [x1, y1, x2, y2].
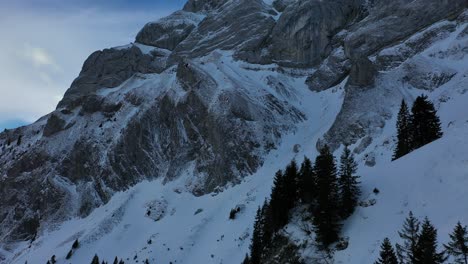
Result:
[393, 96, 443, 160]
[396, 212, 446, 264]
[244, 145, 361, 262]
[376, 212, 468, 264]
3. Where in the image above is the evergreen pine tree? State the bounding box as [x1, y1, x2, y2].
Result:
[91, 254, 100, 264]
[298, 156, 316, 203]
[411, 95, 443, 149]
[413, 217, 446, 264]
[250, 207, 264, 264]
[396, 211, 420, 263]
[283, 160, 299, 211]
[113, 257, 119, 264]
[66, 249, 73, 259]
[393, 100, 412, 160]
[260, 200, 273, 249]
[375, 238, 399, 264]
[444, 222, 468, 264]
[72, 239, 79, 249]
[338, 145, 360, 219]
[269, 170, 288, 230]
[312, 145, 341, 249]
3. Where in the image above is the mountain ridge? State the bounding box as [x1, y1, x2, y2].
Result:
[0, 0, 467, 263]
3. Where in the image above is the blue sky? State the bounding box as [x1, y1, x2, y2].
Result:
[0, 0, 186, 131]
[4, 0, 186, 11]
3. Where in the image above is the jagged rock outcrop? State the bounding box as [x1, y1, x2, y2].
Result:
[183, 0, 227, 13]
[270, 0, 363, 67]
[347, 57, 376, 87]
[0, 48, 305, 243]
[306, 47, 351, 92]
[174, 0, 276, 62]
[344, 0, 466, 59]
[43, 114, 66, 137]
[58, 46, 160, 109]
[316, 1, 467, 150]
[272, 0, 297, 12]
[401, 56, 457, 91]
[135, 11, 204, 51]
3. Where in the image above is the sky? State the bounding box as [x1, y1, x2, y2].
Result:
[0, 0, 186, 131]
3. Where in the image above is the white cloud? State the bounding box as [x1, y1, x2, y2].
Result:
[22, 44, 61, 71]
[0, 6, 174, 126]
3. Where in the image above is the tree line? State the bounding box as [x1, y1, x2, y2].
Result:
[243, 145, 361, 264]
[375, 211, 468, 264]
[393, 95, 442, 160]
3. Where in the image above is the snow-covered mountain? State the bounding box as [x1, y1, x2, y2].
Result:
[0, 0, 467, 263]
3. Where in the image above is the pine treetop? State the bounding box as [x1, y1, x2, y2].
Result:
[396, 211, 420, 263]
[411, 95, 443, 148]
[375, 238, 398, 264]
[444, 222, 468, 264]
[91, 254, 100, 264]
[393, 99, 412, 160]
[72, 239, 79, 249]
[339, 145, 357, 178]
[413, 217, 446, 264]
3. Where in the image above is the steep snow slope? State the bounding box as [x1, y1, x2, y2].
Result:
[7, 29, 468, 262]
[335, 98, 468, 264]
[5, 58, 346, 264]
[1, 0, 467, 263]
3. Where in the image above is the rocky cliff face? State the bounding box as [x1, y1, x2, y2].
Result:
[0, 0, 466, 253]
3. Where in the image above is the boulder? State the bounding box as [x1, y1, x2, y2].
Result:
[43, 114, 66, 137]
[347, 57, 377, 88]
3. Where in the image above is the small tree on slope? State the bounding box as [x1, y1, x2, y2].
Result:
[444, 222, 468, 264]
[413, 217, 446, 264]
[411, 95, 443, 150]
[91, 254, 100, 264]
[313, 145, 341, 249]
[396, 211, 420, 263]
[338, 145, 360, 219]
[250, 207, 263, 264]
[283, 160, 299, 212]
[375, 238, 399, 264]
[260, 200, 273, 250]
[269, 170, 288, 230]
[298, 156, 316, 204]
[393, 100, 412, 160]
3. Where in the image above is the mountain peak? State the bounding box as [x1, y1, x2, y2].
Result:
[183, 0, 227, 13]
